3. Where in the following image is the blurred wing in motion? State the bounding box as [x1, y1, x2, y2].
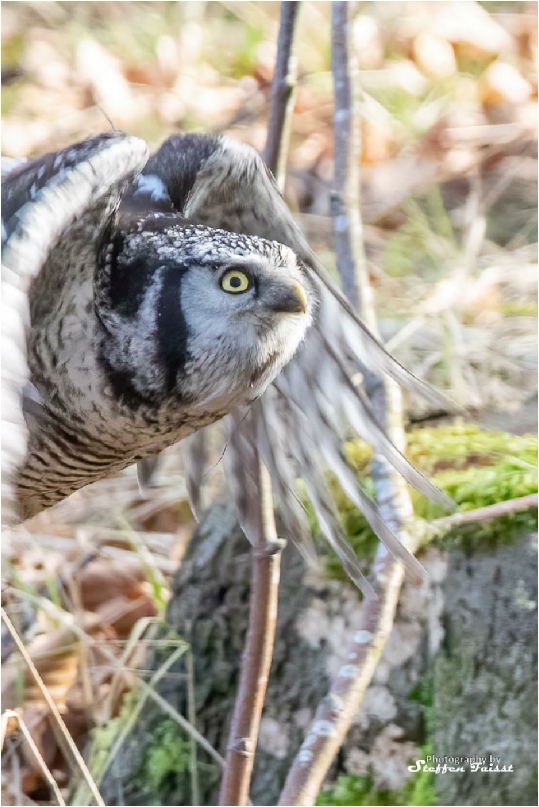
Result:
[135, 133, 456, 593]
[2, 132, 149, 524]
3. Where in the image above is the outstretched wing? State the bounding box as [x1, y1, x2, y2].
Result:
[133, 133, 456, 594]
[2, 132, 149, 524]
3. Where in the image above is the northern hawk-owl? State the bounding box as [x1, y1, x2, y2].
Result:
[2, 131, 453, 591]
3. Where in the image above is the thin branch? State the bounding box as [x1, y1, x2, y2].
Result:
[263, 1, 300, 186]
[219, 463, 283, 806]
[429, 493, 538, 534]
[280, 3, 419, 803]
[280, 548, 411, 806]
[219, 7, 300, 803]
[329, 1, 365, 311]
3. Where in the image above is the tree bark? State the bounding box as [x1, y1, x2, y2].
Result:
[98, 505, 537, 806]
[433, 532, 538, 806]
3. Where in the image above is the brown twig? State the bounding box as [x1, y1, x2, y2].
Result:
[218, 5, 300, 804]
[429, 493, 538, 533]
[263, 1, 300, 189]
[280, 4, 420, 803]
[219, 464, 282, 806]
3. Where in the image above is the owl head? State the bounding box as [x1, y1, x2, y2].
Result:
[96, 214, 313, 412]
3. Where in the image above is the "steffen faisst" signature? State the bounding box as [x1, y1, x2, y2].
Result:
[408, 758, 514, 774]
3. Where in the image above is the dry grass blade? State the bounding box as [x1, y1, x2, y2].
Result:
[1, 608, 105, 807]
[1, 709, 67, 806]
[86, 640, 190, 790]
[5, 592, 225, 775]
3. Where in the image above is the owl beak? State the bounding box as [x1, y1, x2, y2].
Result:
[268, 281, 307, 314]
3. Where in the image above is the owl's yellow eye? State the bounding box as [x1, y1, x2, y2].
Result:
[220, 270, 251, 294]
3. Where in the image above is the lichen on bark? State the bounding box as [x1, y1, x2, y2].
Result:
[433, 532, 538, 806]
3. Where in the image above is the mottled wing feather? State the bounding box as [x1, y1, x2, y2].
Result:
[2, 132, 149, 524]
[136, 454, 161, 497]
[254, 395, 315, 563]
[223, 408, 267, 548]
[177, 429, 209, 521]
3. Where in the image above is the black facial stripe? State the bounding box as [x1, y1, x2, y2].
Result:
[101, 229, 157, 319]
[156, 269, 191, 397]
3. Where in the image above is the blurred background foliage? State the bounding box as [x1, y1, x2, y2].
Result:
[1, 3, 537, 805]
[2, 0, 536, 412]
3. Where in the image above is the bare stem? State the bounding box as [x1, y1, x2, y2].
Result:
[329, 1, 365, 311]
[219, 4, 300, 804]
[218, 468, 282, 805]
[279, 547, 411, 805]
[263, 1, 300, 184]
[429, 493, 538, 534]
[280, 3, 419, 803]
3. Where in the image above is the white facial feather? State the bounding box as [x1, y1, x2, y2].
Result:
[180, 242, 312, 410]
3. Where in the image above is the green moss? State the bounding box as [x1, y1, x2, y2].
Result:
[316, 756, 436, 807]
[317, 774, 407, 806]
[316, 763, 435, 806]
[411, 425, 538, 550]
[74, 623, 199, 806]
[80, 687, 198, 807]
[76, 689, 142, 803]
[405, 423, 537, 475]
[139, 720, 192, 797]
[317, 424, 538, 582]
[500, 302, 538, 317]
